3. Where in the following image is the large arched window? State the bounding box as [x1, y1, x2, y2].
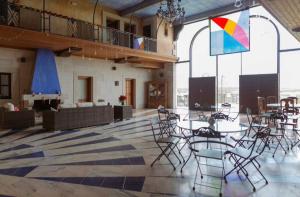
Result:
[242, 17, 277, 74]
[175, 6, 300, 108]
[191, 27, 216, 78]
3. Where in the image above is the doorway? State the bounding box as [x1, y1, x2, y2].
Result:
[239, 74, 278, 113]
[106, 18, 120, 45]
[78, 76, 93, 103]
[125, 79, 136, 108]
[189, 77, 216, 110]
[143, 25, 152, 38]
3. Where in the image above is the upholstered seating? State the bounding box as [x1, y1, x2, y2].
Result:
[43, 105, 113, 131]
[0, 107, 35, 129]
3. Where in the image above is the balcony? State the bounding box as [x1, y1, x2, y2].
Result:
[0, 2, 176, 67]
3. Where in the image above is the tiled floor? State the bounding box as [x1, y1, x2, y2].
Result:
[0, 109, 299, 197]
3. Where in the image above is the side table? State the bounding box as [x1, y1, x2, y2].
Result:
[114, 105, 133, 121]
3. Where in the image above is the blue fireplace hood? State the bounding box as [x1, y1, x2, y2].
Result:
[31, 49, 61, 94]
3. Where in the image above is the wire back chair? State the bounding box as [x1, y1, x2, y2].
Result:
[149, 119, 183, 170]
[224, 127, 271, 192]
[189, 127, 232, 196]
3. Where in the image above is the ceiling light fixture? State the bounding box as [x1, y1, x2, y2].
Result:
[70, 1, 78, 6]
[292, 26, 300, 32]
[156, 0, 185, 24]
[234, 0, 244, 8]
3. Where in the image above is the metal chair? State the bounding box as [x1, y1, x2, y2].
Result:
[268, 121, 290, 157]
[224, 127, 271, 192]
[266, 96, 278, 113]
[150, 119, 182, 170]
[291, 128, 300, 149]
[257, 97, 273, 123]
[246, 108, 268, 135]
[189, 127, 232, 197]
[281, 98, 298, 115]
[287, 96, 298, 104]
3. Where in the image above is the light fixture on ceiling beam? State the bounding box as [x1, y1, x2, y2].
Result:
[292, 26, 300, 32]
[156, 0, 185, 24]
[70, 1, 78, 6]
[234, 0, 257, 8]
[234, 0, 244, 8]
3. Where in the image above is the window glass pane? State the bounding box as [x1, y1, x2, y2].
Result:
[250, 6, 300, 50]
[242, 18, 277, 74]
[176, 20, 208, 62]
[1, 86, 9, 97]
[175, 62, 189, 108]
[1, 74, 9, 85]
[280, 50, 300, 98]
[218, 53, 241, 109]
[192, 28, 216, 77]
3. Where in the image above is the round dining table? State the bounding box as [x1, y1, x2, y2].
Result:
[177, 119, 249, 134]
[177, 119, 249, 172]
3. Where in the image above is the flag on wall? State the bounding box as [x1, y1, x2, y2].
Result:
[210, 9, 250, 55]
[133, 37, 144, 50]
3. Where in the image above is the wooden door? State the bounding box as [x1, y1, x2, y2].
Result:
[189, 77, 216, 110]
[239, 74, 278, 113]
[125, 79, 136, 108]
[78, 76, 93, 102]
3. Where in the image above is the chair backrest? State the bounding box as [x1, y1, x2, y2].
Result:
[150, 119, 166, 142]
[220, 103, 231, 116]
[257, 97, 266, 114]
[241, 126, 271, 158]
[280, 98, 294, 108]
[246, 108, 253, 125]
[193, 127, 222, 138]
[211, 112, 228, 120]
[266, 96, 277, 104]
[254, 127, 271, 155]
[280, 98, 297, 114]
[287, 96, 298, 104]
[157, 108, 169, 121]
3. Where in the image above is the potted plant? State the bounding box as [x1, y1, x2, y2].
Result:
[119, 95, 127, 106]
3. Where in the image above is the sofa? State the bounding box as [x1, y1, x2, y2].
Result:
[0, 108, 35, 129]
[42, 105, 114, 131]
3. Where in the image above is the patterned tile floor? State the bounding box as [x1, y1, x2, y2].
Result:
[0, 109, 299, 197]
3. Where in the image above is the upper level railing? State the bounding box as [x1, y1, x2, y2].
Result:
[0, 2, 157, 52]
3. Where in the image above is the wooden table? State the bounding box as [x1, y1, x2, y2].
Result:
[267, 103, 300, 109]
[114, 105, 133, 121]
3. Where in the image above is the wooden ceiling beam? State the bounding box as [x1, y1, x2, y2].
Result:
[119, 0, 161, 16]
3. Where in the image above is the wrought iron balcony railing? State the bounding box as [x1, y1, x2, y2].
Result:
[0, 2, 157, 52]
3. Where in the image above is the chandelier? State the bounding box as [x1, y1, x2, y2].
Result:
[156, 0, 185, 24]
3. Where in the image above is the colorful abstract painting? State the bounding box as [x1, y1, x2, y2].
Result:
[210, 10, 250, 55]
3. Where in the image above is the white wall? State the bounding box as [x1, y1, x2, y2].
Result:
[56, 56, 152, 108]
[0, 47, 153, 109]
[0, 47, 35, 106]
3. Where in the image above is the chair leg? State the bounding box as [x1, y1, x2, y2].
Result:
[193, 158, 200, 191]
[251, 160, 268, 185]
[181, 150, 193, 173]
[225, 155, 248, 179]
[151, 144, 176, 170]
[170, 144, 182, 164]
[151, 145, 169, 167]
[175, 143, 185, 162]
